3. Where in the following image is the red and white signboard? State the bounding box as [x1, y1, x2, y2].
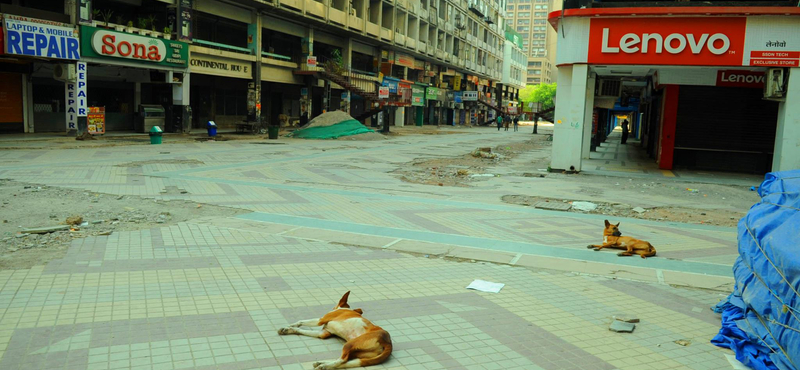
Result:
[556, 16, 800, 67]
[92, 31, 167, 62]
[716, 70, 765, 88]
[588, 17, 747, 66]
[306, 56, 317, 68]
[378, 86, 389, 99]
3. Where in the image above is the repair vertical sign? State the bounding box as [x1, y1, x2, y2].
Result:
[65, 61, 87, 131]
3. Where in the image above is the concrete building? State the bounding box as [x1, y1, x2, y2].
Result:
[500, 26, 526, 112]
[503, 0, 552, 85]
[0, 0, 508, 134]
[548, 2, 800, 174]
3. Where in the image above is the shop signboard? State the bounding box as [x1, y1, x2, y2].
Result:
[88, 106, 106, 134]
[190, 53, 251, 79]
[426, 87, 439, 101]
[716, 70, 765, 88]
[379, 86, 390, 99]
[394, 52, 415, 68]
[454, 92, 462, 103]
[80, 26, 188, 67]
[581, 17, 800, 67]
[453, 75, 462, 91]
[508, 106, 518, 114]
[382, 78, 399, 93]
[462, 91, 478, 101]
[306, 55, 317, 68]
[411, 86, 425, 106]
[178, 0, 193, 42]
[2, 15, 80, 60]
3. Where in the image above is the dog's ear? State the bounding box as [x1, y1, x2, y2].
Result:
[604, 220, 611, 227]
[616, 222, 620, 227]
[353, 308, 363, 315]
[336, 291, 351, 309]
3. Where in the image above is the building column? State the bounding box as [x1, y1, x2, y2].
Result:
[22, 74, 33, 133]
[248, 11, 262, 122]
[773, 67, 800, 171]
[658, 85, 679, 170]
[581, 72, 596, 159]
[342, 38, 352, 114]
[551, 64, 590, 171]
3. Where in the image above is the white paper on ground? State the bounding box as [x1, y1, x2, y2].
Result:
[466, 279, 505, 293]
[724, 354, 749, 370]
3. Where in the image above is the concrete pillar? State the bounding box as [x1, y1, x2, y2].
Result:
[249, 11, 262, 121]
[22, 74, 33, 133]
[342, 38, 353, 114]
[551, 64, 590, 171]
[658, 85, 679, 170]
[773, 67, 800, 171]
[134, 82, 142, 110]
[581, 72, 596, 159]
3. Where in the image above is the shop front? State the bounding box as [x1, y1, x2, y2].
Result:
[189, 49, 254, 129]
[1, 13, 80, 133]
[411, 84, 426, 126]
[549, 8, 800, 173]
[73, 25, 189, 133]
[425, 86, 441, 125]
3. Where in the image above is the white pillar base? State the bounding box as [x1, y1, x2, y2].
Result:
[551, 65, 590, 171]
[773, 67, 800, 172]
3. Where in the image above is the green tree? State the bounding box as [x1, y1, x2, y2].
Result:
[519, 83, 557, 110]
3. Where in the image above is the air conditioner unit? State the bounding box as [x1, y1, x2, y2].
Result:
[53, 64, 76, 82]
[764, 68, 787, 100]
[596, 79, 622, 98]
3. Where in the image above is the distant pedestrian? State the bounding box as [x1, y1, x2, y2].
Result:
[504, 115, 510, 131]
[496, 115, 503, 131]
[513, 116, 519, 132]
[621, 119, 629, 144]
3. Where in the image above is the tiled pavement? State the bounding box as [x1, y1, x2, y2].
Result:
[0, 219, 734, 370]
[0, 129, 742, 369]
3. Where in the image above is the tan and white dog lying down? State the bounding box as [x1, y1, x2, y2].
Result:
[277, 291, 392, 370]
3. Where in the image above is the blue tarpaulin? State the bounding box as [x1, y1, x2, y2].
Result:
[712, 170, 800, 370]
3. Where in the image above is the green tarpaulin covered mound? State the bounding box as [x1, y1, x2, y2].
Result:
[290, 111, 374, 139]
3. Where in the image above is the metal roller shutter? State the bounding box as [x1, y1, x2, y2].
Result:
[674, 86, 778, 173]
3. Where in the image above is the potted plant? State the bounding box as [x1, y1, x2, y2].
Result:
[114, 16, 126, 31]
[100, 9, 114, 29]
[148, 15, 159, 36]
[92, 9, 102, 27]
[137, 18, 149, 35]
[126, 20, 134, 33]
[163, 26, 172, 40]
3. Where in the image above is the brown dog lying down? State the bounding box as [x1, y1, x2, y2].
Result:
[277, 292, 392, 370]
[587, 220, 657, 259]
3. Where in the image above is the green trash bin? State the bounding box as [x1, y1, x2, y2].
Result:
[149, 126, 163, 145]
[267, 126, 279, 140]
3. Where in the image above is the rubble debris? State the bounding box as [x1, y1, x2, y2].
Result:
[572, 201, 598, 212]
[613, 315, 640, 323]
[609, 321, 636, 333]
[466, 279, 505, 293]
[674, 339, 691, 346]
[66, 216, 83, 225]
[22, 225, 71, 234]
[632, 207, 646, 214]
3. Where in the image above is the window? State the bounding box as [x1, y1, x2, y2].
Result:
[518, 12, 530, 17]
[535, 4, 547, 9]
[518, 5, 531, 10]
[533, 70, 541, 75]
[534, 19, 547, 24]
[528, 61, 542, 67]
[516, 26, 529, 32]
[506, 19, 514, 25]
[533, 33, 546, 39]
[534, 12, 546, 17]
[534, 26, 546, 32]
[517, 19, 530, 25]
[506, 5, 514, 10]
[520, 33, 529, 39]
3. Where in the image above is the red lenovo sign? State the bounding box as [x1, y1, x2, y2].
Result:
[716, 70, 765, 88]
[588, 17, 747, 66]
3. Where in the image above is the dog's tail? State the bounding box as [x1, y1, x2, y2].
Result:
[359, 332, 393, 366]
[639, 243, 657, 259]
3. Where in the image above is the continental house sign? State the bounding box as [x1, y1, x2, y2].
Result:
[189, 53, 252, 79]
[80, 25, 188, 67]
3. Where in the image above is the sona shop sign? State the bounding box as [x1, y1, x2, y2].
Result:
[588, 17, 746, 66]
[80, 26, 188, 67]
[1, 14, 79, 60]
